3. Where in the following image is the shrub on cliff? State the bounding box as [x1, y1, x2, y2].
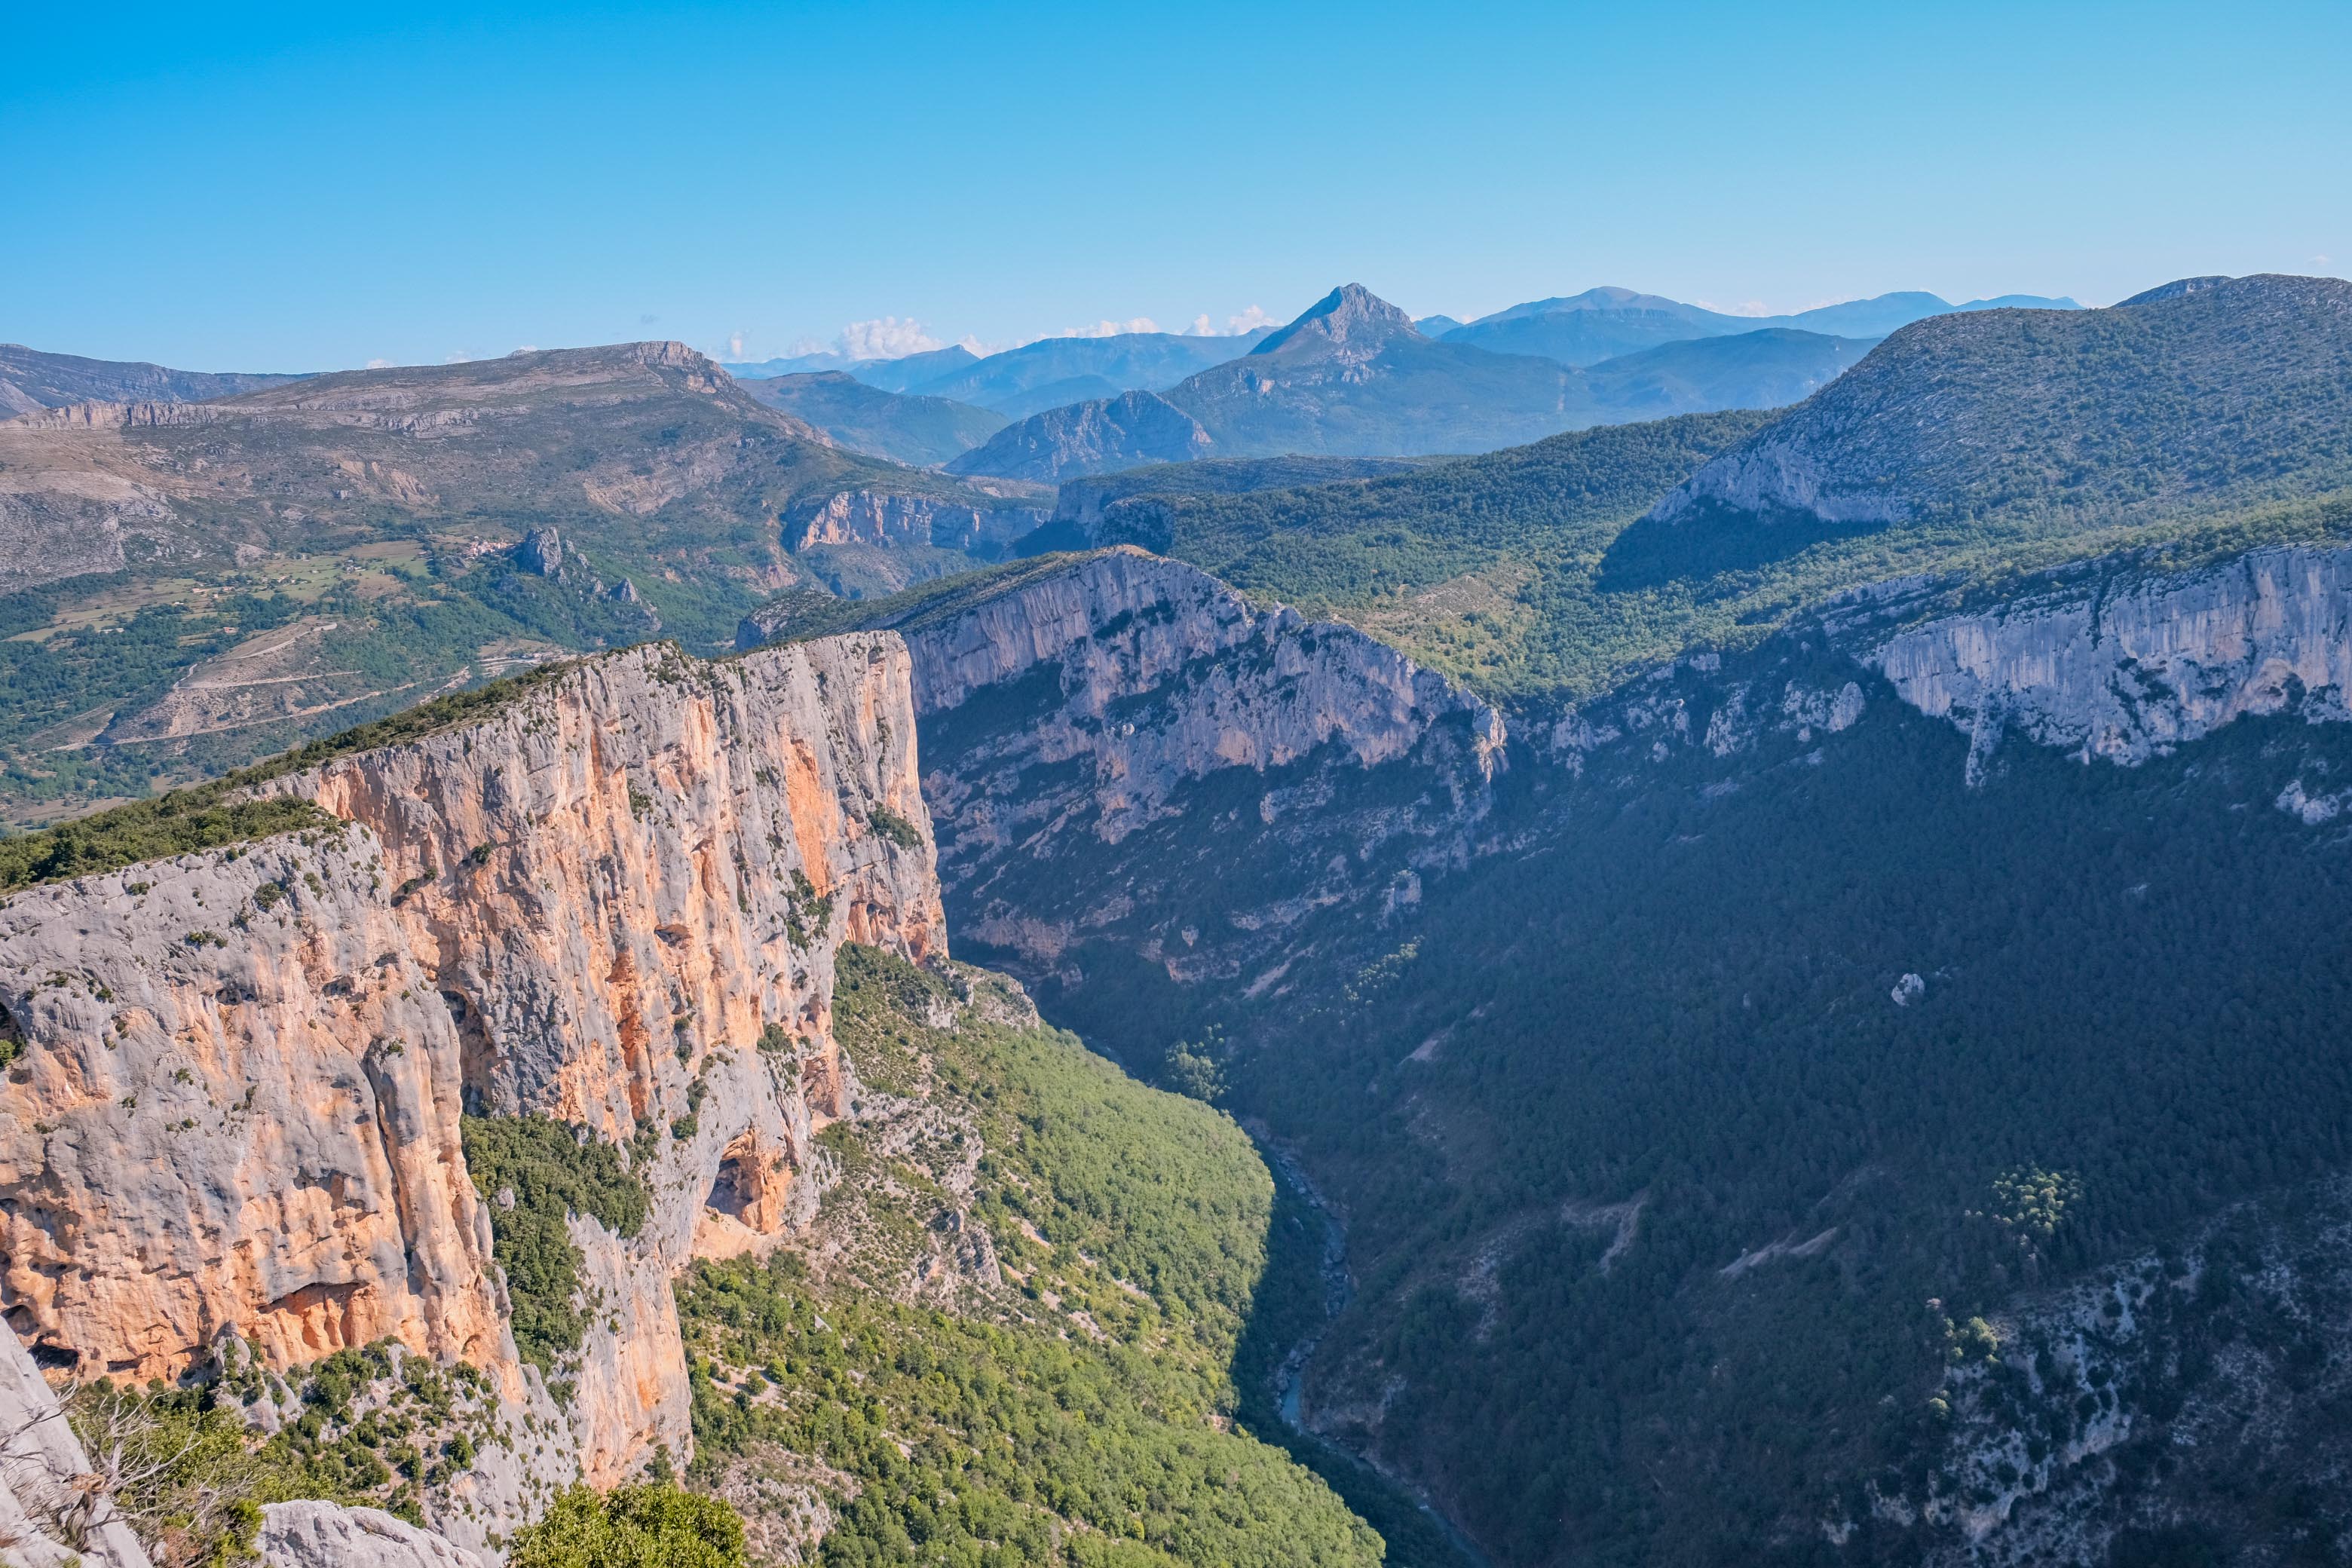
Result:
[460, 1114, 649, 1374]
[506, 1482, 746, 1568]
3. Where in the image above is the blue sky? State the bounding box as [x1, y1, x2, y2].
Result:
[7, 1, 2347, 372]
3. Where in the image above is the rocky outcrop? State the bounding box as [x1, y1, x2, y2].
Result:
[259, 1502, 486, 1568]
[782, 489, 1049, 557]
[746, 549, 1502, 985]
[513, 525, 564, 576]
[0, 1328, 153, 1568]
[1867, 545, 2352, 781]
[945, 390, 1213, 485]
[0, 634, 943, 1548]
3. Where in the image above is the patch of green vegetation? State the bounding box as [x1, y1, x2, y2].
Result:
[461, 1113, 650, 1374]
[866, 806, 923, 850]
[1101, 690, 2352, 1565]
[62, 1337, 500, 1567]
[0, 788, 330, 893]
[507, 1482, 747, 1568]
[678, 945, 1383, 1567]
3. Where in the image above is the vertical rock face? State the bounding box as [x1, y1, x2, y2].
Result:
[1867, 544, 2352, 778]
[746, 549, 1503, 990]
[781, 489, 1049, 556]
[0, 634, 944, 1537]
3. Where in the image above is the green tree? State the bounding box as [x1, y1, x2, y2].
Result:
[506, 1483, 746, 1568]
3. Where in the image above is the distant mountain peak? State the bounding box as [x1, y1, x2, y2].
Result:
[1251, 283, 1419, 355]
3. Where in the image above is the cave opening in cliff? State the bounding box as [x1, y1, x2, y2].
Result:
[706, 1153, 754, 1222]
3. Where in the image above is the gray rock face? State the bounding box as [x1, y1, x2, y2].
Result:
[514, 525, 564, 575]
[260, 1502, 485, 1568]
[750, 549, 1504, 985]
[1868, 544, 2352, 780]
[782, 488, 1049, 556]
[0, 635, 945, 1547]
[0, 1329, 153, 1568]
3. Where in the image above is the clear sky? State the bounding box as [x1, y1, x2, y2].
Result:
[8, 0, 2347, 372]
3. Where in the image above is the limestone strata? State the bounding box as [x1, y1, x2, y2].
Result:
[746, 549, 1502, 984]
[886, 549, 1502, 839]
[1867, 545, 2352, 778]
[782, 488, 1047, 556]
[0, 633, 942, 1533]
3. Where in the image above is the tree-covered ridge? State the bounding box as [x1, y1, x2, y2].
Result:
[677, 945, 1384, 1567]
[1653, 272, 2352, 534]
[1082, 402, 2352, 709]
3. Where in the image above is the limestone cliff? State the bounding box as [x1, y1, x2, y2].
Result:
[1866, 544, 2352, 781]
[782, 488, 1048, 558]
[746, 549, 1502, 991]
[0, 634, 942, 1548]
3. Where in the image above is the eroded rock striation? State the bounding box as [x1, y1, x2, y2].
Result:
[1867, 544, 2352, 780]
[782, 488, 1049, 557]
[0, 634, 942, 1548]
[747, 549, 1503, 986]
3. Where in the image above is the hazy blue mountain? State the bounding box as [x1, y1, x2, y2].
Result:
[1438, 286, 1743, 364]
[1444, 286, 2083, 366]
[1580, 327, 1879, 417]
[721, 343, 979, 391]
[1413, 314, 1465, 336]
[737, 371, 1007, 466]
[720, 350, 850, 378]
[1958, 291, 2089, 311]
[845, 344, 981, 393]
[954, 286, 1600, 480]
[0, 342, 306, 416]
[943, 389, 1213, 483]
[908, 329, 1272, 416]
[954, 289, 1891, 484]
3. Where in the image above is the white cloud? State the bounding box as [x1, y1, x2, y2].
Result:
[727, 330, 748, 360]
[836, 317, 942, 360]
[365, 357, 392, 369]
[507, 345, 540, 357]
[2317, 255, 2335, 268]
[1694, 299, 1772, 317]
[1183, 308, 1277, 337]
[1050, 317, 1162, 339]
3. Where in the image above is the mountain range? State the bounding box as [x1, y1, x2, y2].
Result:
[1437, 283, 2081, 365]
[735, 369, 1007, 465]
[948, 284, 1886, 481]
